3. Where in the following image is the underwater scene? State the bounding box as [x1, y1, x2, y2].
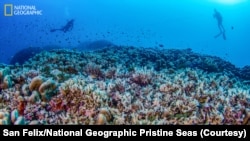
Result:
[0, 0, 250, 125]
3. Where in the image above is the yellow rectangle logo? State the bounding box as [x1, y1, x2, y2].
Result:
[4, 4, 13, 16]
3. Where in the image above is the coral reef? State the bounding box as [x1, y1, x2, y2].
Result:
[39, 79, 58, 101]
[10, 45, 61, 65]
[0, 46, 249, 125]
[0, 67, 12, 90]
[29, 76, 46, 91]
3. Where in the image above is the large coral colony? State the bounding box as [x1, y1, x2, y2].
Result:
[0, 46, 249, 125]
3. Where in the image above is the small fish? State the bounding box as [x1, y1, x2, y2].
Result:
[159, 44, 164, 47]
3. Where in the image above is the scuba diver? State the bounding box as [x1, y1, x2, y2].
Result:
[50, 19, 74, 33]
[213, 9, 226, 40]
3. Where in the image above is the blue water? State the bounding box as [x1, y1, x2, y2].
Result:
[0, 0, 249, 67]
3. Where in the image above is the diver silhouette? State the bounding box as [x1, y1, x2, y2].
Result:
[50, 19, 74, 33]
[213, 9, 226, 40]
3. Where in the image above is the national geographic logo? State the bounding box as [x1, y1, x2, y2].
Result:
[4, 4, 13, 16]
[4, 4, 43, 16]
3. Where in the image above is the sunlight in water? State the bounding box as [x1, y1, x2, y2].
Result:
[210, 0, 247, 5]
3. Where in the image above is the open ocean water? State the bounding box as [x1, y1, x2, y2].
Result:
[0, 0, 249, 125]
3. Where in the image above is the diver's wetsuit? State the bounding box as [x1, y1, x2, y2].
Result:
[213, 9, 226, 40]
